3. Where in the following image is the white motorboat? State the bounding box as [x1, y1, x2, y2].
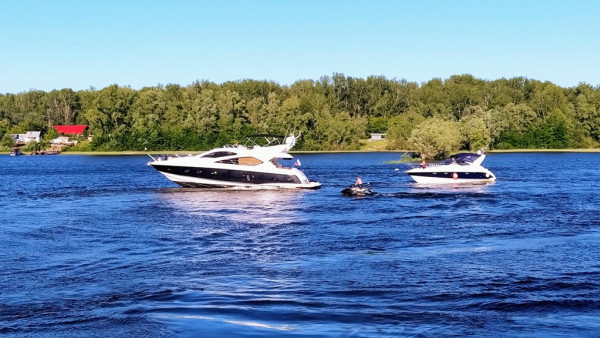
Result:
[405, 152, 496, 184]
[148, 134, 321, 189]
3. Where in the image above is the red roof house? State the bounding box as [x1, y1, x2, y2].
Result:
[53, 125, 88, 135]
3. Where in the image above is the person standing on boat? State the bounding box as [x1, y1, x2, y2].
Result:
[355, 176, 363, 188]
[420, 160, 427, 168]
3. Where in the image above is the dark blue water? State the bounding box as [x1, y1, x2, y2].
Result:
[1, 152, 600, 337]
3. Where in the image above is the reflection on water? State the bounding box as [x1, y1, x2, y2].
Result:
[156, 188, 306, 225]
[407, 181, 495, 193]
[366, 182, 496, 200]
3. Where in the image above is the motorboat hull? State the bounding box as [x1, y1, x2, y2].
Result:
[406, 166, 496, 184]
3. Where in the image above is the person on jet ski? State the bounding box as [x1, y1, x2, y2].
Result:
[355, 176, 363, 188]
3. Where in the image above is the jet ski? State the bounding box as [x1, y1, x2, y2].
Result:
[341, 185, 375, 196]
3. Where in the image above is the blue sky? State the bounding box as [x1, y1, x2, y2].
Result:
[2, 0, 599, 93]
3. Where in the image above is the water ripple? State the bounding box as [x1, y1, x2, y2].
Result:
[2, 153, 600, 336]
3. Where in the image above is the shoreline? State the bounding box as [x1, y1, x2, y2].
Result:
[3, 148, 600, 155]
[488, 148, 600, 153]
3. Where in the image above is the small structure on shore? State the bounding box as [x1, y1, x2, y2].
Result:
[369, 133, 386, 141]
[10, 131, 41, 145]
[53, 125, 88, 136]
[51, 135, 73, 145]
[51, 125, 90, 153]
[53, 125, 88, 145]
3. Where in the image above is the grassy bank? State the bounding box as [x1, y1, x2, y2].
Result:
[359, 139, 389, 151]
[489, 148, 600, 153]
[62, 150, 201, 155]
[4, 137, 600, 156]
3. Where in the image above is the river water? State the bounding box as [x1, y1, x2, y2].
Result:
[1, 152, 599, 337]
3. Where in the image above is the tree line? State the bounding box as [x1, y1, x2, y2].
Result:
[1, 74, 599, 158]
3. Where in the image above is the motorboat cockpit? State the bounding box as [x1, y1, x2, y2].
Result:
[405, 151, 496, 184]
[148, 134, 321, 189]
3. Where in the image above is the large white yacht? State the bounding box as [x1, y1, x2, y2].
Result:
[148, 134, 321, 189]
[405, 151, 496, 184]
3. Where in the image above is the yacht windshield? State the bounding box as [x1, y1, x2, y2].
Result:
[202, 151, 237, 158]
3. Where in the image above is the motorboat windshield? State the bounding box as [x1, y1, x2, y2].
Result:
[439, 153, 481, 166]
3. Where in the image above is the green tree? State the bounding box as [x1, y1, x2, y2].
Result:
[43, 128, 59, 142]
[445, 74, 485, 119]
[408, 117, 462, 159]
[386, 109, 425, 149]
[0, 74, 595, 152]
[529, 82, 567, 119]
[0, 133, 15, 150]
[461, 115, 491, 151]
[570, 84, 600, 146]
[44, 89, 81, 127]
[490, 103, 537, 149]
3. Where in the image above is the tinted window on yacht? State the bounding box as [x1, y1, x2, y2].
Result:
[202, 151, 237, 158]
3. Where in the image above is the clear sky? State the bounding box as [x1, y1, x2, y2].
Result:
[2, 0, 599, 93]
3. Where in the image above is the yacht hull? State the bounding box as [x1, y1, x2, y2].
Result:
[151, 164, 321, 189]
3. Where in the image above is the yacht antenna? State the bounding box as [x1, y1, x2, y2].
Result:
[285, 127, 290, 144]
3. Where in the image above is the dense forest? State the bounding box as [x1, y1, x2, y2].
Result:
[1, 74, 600, 158]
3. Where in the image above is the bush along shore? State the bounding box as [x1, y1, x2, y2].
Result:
[2, 74, 600, 158]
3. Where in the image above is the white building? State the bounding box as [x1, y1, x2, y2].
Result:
[24, 131, 41, 143]
[51, 136, 74, 145]
[10, 131, 41, 143]
[369, 133, 386, 141]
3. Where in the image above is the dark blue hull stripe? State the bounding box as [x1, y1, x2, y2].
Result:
[152, 164, 302, 186]
[408, 172, 492, 179]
